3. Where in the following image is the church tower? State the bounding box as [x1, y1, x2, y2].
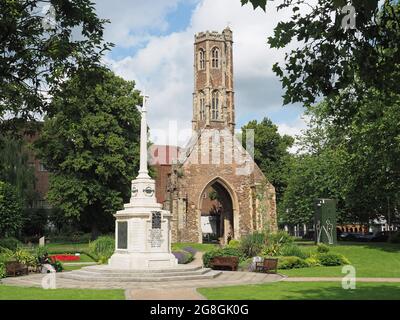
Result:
[192, 27, 235, 133]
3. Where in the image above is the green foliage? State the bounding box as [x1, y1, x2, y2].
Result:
[227, 239, 241, 249]
[280, 244, 307, 259]
[244, 0, 399, 114]
[241, 118, 294, 204]
[262, 243, 282, 257]
[51, 260, 64, 272]
[304, 256, 321, 267]
[0, 237, 22, 251]
[266, 230, 294, 245]
[0, 263, 5, 278]
[89, 236, 115, 263]
[0, 136, 37, 209]
[203, 247, 244, 268]
[0, 182, 23, 237]
[239, 232, 266, 257]
[317, 253, 349, 266]
[0, 0, 112, 132]
[317, 243, 330, 253]
[13, 248, 37, 267]
[278, 256, 309, 269]
[34, 69, 142, 234]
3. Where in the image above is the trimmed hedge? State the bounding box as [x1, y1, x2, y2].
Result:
[278, 256, 309, 269]
[317, 253, 349, 266]
[203, 247, 244, 268]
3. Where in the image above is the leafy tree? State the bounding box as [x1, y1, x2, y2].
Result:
[0, 0, 112, 133]
[34, 69, 141, 237]
[241, 0, 400, 123]
[0, 181, 23, 237]
[0, 135, 37, 207]
[241, 118, 294, 203]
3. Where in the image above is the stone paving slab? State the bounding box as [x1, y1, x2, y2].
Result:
[127, 287, 206, 300]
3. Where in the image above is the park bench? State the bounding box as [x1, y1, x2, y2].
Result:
[255, 258, 278, 274]
[5, 261, 29, 277]
[210, 256, 239, 271]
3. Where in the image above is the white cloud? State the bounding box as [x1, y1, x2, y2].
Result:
[101, 0, 306, 146]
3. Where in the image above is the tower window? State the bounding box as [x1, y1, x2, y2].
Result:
[199, 49, 205, 70]
[199, 93, 205, 120]
[211, 47, 219, 68]
[211, 91, 219, 120]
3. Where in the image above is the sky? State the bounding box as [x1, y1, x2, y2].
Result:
[94, 0, 308, 147]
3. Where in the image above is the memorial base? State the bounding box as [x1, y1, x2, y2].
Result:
[108, 252, 177, 269]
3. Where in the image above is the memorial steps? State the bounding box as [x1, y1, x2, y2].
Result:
[59, 265, 222, 282]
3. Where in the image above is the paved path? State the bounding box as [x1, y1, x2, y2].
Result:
[0, 271, 283, 290]
[282, 277, 400, 283]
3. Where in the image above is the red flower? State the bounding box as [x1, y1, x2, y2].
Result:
[49, 254, 80, 262]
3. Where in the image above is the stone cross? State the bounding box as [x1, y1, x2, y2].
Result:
[137, 90, 150, 179]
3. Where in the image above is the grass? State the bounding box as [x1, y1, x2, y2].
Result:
[0, 285, 125, 300]
[198, 281, 400, 300]
[279, 242, 400, 278]
[45, 242, 90, 253]
[172, 242, 217, 252]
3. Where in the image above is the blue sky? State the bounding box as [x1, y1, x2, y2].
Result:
[95, 0, 307, 146]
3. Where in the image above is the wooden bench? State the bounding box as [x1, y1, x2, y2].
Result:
[256, 258, 278, 274]
[5, 261, 29, 277]
[210, 256, 239, 271]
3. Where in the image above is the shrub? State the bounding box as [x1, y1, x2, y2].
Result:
[227, 239, 240, 249]
[266, 230, 294, 245]
[239, 232, 265, 258]
[0, 237, 22, 250]
[203, 247, 244, 268]
[317, 243, 330, 253]
[280, 244, 308, 259]
[51, 260, 63, 272]
[0, 262, 5, 278]
[0, 181, 23, 237]
[389, 231, 400, 243]
[172, 250, 194, 264]
[89, 236, 115, 263]
[317, 253, 349, 266]
[278, 256, 309, 269]
[13, 248, 37, 267]
[262, 243, 282, 257]
[305, 256, 321, 267]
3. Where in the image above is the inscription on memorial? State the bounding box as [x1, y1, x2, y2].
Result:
[152, 211, 161, 229]
[148, 229, 163, 248]
[117, 221, 128, 249]
[149, 211, 163, 248]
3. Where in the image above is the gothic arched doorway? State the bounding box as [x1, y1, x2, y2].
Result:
[199, 178, 236, 245]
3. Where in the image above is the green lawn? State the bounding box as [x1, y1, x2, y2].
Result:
[0, 285, 125, 300]
[198, 281, 400, 300]
[172, 242, 217, 252]
[279, 242, 400, 278]
[45, 242, 90, 253]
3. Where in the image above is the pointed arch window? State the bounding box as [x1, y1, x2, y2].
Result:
[199, 92, 205, 120]
[211, 47, 219, 68]
[211, 91, 219, 120]
[199, 49, 205, 70]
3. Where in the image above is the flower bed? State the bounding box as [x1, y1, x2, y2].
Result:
[50, 254, 80, 262]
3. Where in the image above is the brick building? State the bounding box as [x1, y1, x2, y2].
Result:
[151, 28, 277, 244]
